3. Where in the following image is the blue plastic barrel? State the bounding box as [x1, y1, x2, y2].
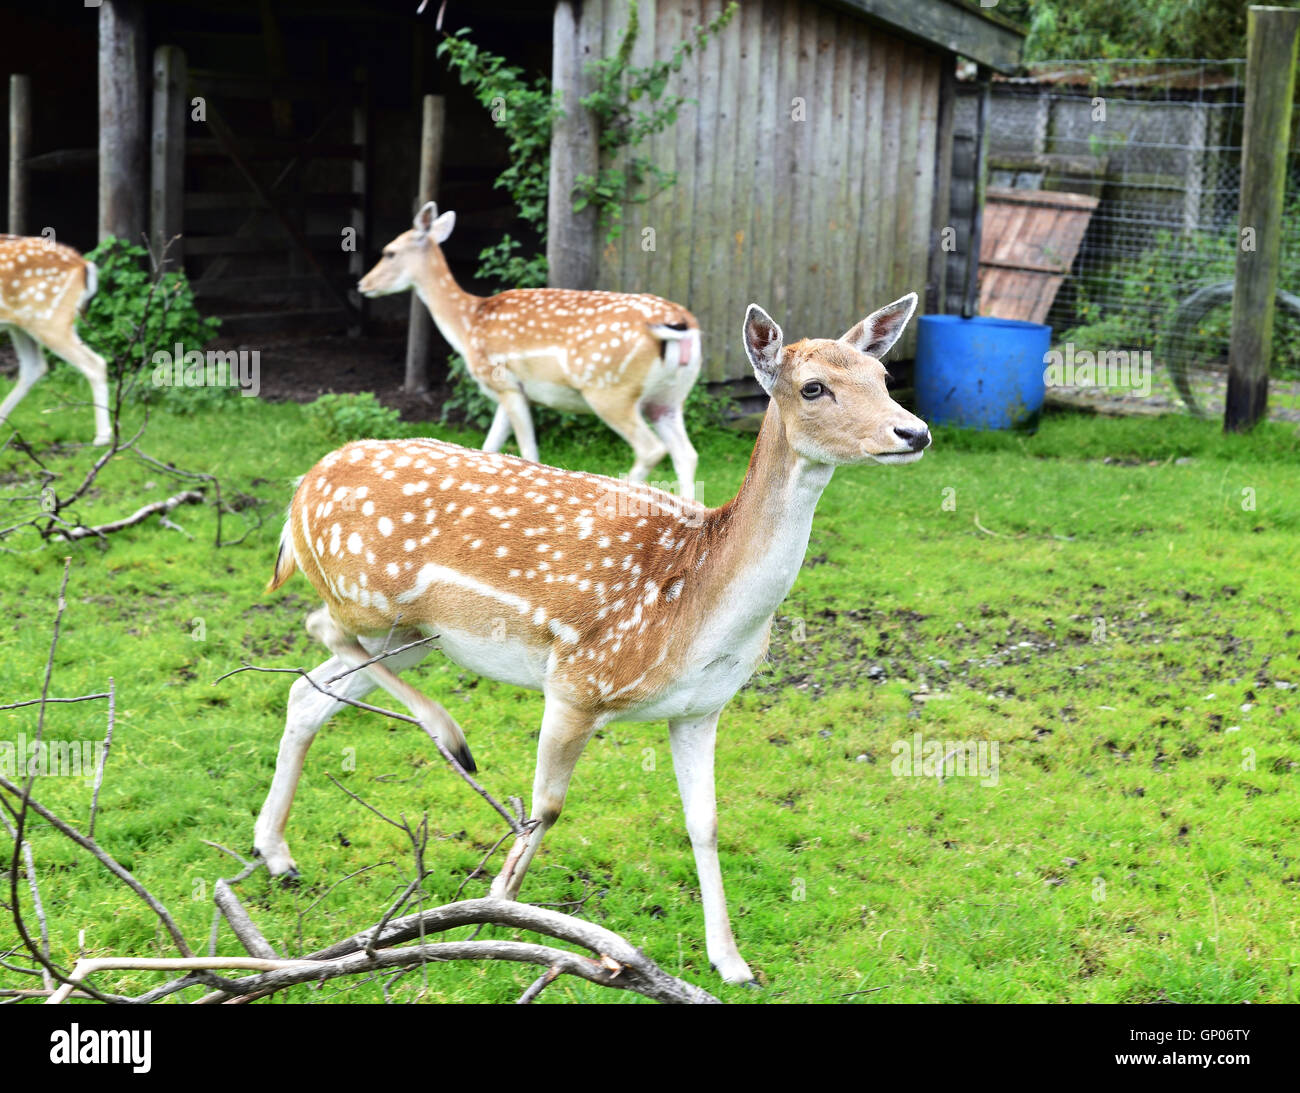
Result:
[914, 315, 1050, 431]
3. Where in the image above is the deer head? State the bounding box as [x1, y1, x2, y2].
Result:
[357, 201, 457, 298]
[742, 294, 930, 466]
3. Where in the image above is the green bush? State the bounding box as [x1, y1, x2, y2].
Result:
[305, 392, 404, 444]
[80, 238, 224, 412]
[1060, 212, 1300, 378]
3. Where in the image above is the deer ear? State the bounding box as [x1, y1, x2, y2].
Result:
[743, 304, 784, 394]
[430, 210, 456, 245]
[413, 201, 438, 235]
[840, 292, 918, 359]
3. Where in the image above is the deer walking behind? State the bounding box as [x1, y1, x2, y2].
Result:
[258, 293, 930, 984]
[358, 202, 702, 498]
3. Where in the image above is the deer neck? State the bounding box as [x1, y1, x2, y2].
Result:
[410, 242, 482, 359]
[693, 402, 834, 634]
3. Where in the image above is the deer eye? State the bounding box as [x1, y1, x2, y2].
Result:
[801, 381, 827, 400]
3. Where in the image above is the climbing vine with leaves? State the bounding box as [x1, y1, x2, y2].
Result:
[436, 0, 738, 291]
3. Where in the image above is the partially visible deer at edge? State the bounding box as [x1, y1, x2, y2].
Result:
[0, 236, 111, 446]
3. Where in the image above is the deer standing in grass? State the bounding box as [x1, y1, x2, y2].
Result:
[358, 202, 702, 498]
[0, 236, 111, 445]
[259, 294, 930, 984]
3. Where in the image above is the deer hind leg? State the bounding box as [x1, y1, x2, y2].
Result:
[254, 611, 452, 877]
[490, 695, 600, 900]
[36, 326, 111, 446]
[669, 709, 755, 984]
[584, 387, 668, 486]
[648, 405, 698, 501]
[0, 328, 50, 433]
[305, 607, 474, 771]
[253, 650, 391, 876]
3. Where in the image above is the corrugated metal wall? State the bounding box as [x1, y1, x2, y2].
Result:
[591, 0, 944, 381]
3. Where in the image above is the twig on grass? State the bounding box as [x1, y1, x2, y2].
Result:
[0, 692, 111, 712]
[87, 678, 115, 838]
[0, 774, 193, 959]
[47, 490, 204, 541]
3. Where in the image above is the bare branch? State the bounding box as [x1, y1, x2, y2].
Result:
[517, 965, 562, 1004]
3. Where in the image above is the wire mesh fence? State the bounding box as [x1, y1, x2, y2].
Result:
[964, 58, 1300, 398]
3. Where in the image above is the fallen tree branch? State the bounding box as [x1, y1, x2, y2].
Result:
[46, 956, 319, 1005]
[48, 489, 204, 541]
[213, 880, 279, 960]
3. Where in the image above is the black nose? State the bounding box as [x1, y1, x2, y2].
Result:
[894, 425, 930, 451]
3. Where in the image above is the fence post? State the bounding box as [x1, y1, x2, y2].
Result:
[405, 94, 446, 393]
[349, 66, 372, 338]
[98, 0, 148, 243]
[150, 45, 187, 273]
[548, 0, 600, 290]
[963, 66, 991, 318]
[1226, 5, 1300, 432]
[8, 74, 29, 236]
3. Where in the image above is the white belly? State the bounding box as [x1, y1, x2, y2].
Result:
[423, 624, 548, 692]
[617, 625, 770, 723]
[519, 378, 592, 414]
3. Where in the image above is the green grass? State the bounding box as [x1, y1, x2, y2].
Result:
[1, 369, 1298, 1003]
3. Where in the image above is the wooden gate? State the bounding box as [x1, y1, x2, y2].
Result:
[151, 46, 372, 336]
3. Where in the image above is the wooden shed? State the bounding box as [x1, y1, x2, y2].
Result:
[549, 0, 1025, 384]
[2, 0, 1023, 385]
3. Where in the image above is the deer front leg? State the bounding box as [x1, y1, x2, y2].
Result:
[0, 329, 49, 433]
[669, 709, 755, 985]
[497, 388, 539, 463]
[490, 696, 600, 900]
[482, 402, 512, 452]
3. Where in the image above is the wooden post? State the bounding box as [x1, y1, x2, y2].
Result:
[963, 66, 991, 319]
[98, 0, 148, 243]
[348, 66, 371, 337]
[150, 45, 187, 272]
[926, 57, 956, 316]
[8, 74, 29, 236]
[1225, 6, 1300, 432]
[547, 0, 600, 290]
[405, 94, 446, 392]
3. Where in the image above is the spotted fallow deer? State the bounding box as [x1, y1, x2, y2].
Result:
[357, 202, 702, 498]
[258, 293, 930, 984]
[0, 236, 111, 445]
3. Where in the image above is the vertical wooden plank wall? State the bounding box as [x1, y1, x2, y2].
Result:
[595, 0, 944, 381]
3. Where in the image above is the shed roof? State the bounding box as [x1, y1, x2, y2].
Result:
[823, 0, 1026, 72]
